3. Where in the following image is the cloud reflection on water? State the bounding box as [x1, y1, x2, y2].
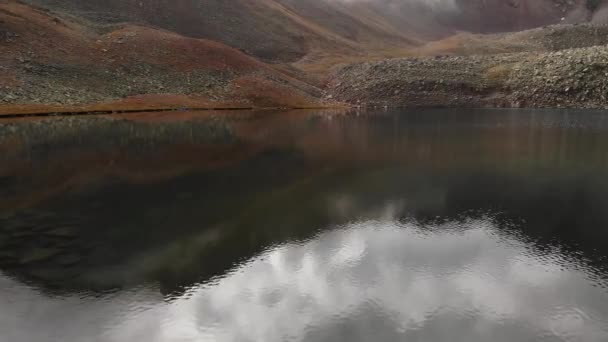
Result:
[2, 217, 608, 342]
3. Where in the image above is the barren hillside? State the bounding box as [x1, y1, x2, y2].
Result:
[2, 0, 608, 112]
[22, 0, 593, 62]
[0, 1, 323, 112]
[329, 23, 608, 109]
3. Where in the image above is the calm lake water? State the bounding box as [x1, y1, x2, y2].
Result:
[2, 108, 608, 342]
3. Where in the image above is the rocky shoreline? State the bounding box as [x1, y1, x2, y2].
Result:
[328, 25, 608, 110]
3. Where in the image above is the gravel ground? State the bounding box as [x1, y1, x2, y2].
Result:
[328, 24, 608, 109]
[1, 62, 237, 106]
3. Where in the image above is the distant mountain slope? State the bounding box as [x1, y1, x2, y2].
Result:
[0, 1, 323, 110]
[3, 0, 606, 112]
[19, 0, 416, 62]
[21, 0, 592, 63]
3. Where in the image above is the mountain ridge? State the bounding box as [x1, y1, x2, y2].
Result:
[2, 0, 608, 112]
[21, 0, 594, 62]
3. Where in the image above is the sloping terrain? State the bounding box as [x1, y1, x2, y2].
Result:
[20, 0, 414, 63]
[2, 0, 608, 112]
[0, 0, 323, 112]
[414, 23, 608, 56]
[22, 0, 591, 63]
[329, 24, 608, 109]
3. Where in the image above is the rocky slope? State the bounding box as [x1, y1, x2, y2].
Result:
[3, 0, 608, 112]
[329, 24, 608, 109]
[0, 1, 323, 111]
[21, 0, 418, 63]
[22, 0, 592, 63]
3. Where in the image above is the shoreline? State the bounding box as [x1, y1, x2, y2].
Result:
[3, 100, 608, 120]
[0, 103, 348, 120]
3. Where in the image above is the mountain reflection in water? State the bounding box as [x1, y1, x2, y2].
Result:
[0, 109, 608, 342]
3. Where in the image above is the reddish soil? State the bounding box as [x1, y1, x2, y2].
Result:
[0, 92, 332, 116]
[97, 26, 265, 72]
[0, 95, 248, 116]
[0, 0, 599, 112]
[0, 2, 262, 69]
[0, 1, 325, 113]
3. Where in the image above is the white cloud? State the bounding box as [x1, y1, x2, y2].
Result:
[1, 218, 608, 342]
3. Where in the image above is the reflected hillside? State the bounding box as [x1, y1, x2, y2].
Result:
[1, 109, 608, 294]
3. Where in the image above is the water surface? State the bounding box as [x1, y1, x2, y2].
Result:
[1, 109, 608, 342]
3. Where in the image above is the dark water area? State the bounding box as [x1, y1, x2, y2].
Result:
[1, 108, 608, 341]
